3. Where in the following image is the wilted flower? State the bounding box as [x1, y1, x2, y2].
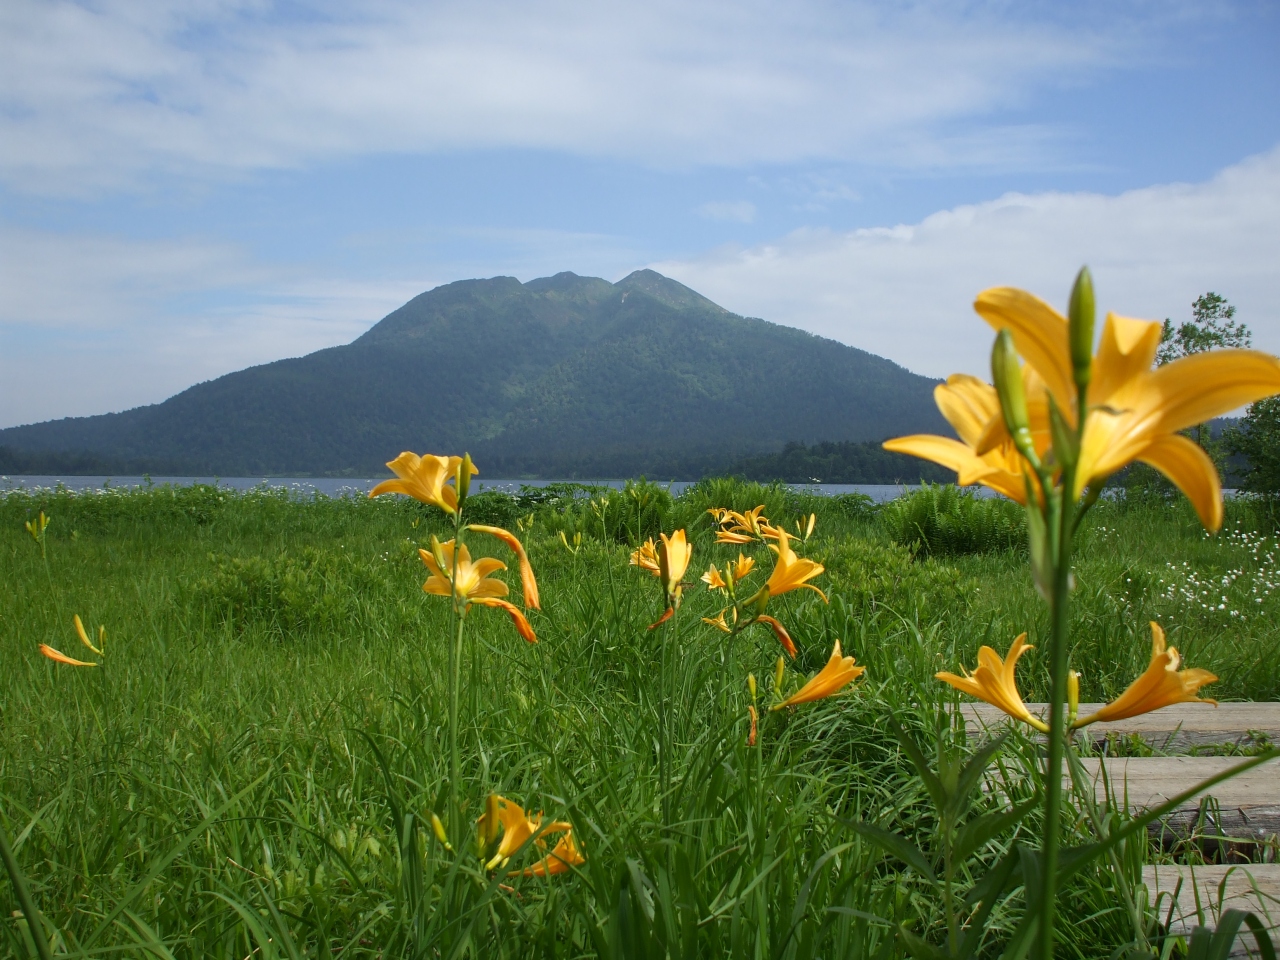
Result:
[470, 524, 541, 609]
[39, 615, 104, 668]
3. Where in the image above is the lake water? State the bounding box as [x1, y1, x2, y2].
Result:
[0, 475, 979, 503]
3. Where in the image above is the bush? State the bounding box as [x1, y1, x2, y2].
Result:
[880, 484, 1025, 557]
[186, 547, 376, 638]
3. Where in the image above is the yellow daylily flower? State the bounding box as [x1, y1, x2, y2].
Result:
[513, 830, 586, 877]
[702, 609, 733, 632]
[469, 524, 541, 609]
[630, 539, 660, 575]
[420, 540, 509, 603]
[39, 615, 104, 667]
[713, 505, 773, 544]
[370, 452, 475, 515]
[477, 795, 571, 871]
[884, 372, 1043, 503]
[702, 564, 728, 590]
[936, 633, 1050, 733]
[660, 529, 692, 593]
[771, 639, 866, 711]
[764, 529, 827, 601]
[974, 287, 1280, 530]
[1073, 622, 1217, 727]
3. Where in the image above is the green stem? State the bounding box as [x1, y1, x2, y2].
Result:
[1038, 484, 1075, 960]
[0, 819, 53, 960]
[448, 514, 466, 849]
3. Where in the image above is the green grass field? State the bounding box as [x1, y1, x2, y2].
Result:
[2, 479, 1277, 958]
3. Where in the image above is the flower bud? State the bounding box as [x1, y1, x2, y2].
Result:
[747, 673, 757, 701]
[457, 453, 475, 506]
[430, 812, 453, 851]
[1067, 670, 1081, 726]
[991, 330, 1041, 469]
[430, 535, 448, 574]
[774, 656, 786, 693]
[481, 793, 501, 853]
[1068, 266, 1095, 395]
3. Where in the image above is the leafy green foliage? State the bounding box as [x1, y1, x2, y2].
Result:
[880, 484, 1026, 558]
[728, 440, 955, 484]
[0, 270, 947, 478]
[1226, 396, 1280, 502]
[1157, 293, 1251, 366]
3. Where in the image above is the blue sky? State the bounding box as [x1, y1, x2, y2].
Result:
[2, 0, 1279, 427]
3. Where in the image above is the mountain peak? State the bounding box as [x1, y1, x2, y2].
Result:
[615, 269, 726, 314]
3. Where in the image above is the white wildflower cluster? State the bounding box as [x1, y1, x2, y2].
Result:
[1156, 526, 1280, 621]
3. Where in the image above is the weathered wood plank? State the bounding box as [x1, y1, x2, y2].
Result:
[1077, 757, 1280, 840]
[1143, 864, 1280, 956]
[960, 702, 1280, 752]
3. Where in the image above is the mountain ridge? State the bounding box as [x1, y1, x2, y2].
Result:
[0, 270, 950, 478]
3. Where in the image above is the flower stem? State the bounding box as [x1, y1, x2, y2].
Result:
[1039, 486, 1075, 960]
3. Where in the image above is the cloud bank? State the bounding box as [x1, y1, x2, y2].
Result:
[655, 147, 1280, 383]
[0, 0, 1126, 194]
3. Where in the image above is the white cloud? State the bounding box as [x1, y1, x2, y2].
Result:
[654, 146, 1280, 381]
[697, 201, 757, 223]
[0, 0, 1134, 194]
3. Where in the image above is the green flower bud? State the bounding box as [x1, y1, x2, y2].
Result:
[1068, 266, 1095, 394]
[991, 330, 1040, 469]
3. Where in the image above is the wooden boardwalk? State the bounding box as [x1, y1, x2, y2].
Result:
[961, 700, 1280, 952]
[1144, 864, 1280, 957]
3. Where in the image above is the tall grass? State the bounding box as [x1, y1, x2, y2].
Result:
[1, 481, 1275, 955]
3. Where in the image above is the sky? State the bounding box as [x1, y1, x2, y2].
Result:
[2, 0, 1279, 428]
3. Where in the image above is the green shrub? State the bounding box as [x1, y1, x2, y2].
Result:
[814, 535, 974, 618]
[185, 546, 376, 637]
[880, 484, 1025, 557]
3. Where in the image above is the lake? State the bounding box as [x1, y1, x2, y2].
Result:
[0, 475, 976, 503]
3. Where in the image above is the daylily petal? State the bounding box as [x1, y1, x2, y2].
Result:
[472, 597, 538, 643]
[973, 287, 1074, 412]
[702, 565, 727, 590]
[1137, 433, 1223, 532]
[1142, 349, 1280, 436]
[470, 524, 541, 610]
[702, 610, 732, 633]
[935, 375, 1003, 447]
[1091, 314, 1163, 408]
[648, 607, 674, 630]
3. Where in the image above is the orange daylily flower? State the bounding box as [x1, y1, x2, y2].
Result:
[937, 633, 1050, 733]
[702, 565, 728, 590]
[471, 597, 538, 643]
[39, 615, 104, 667]
[469, 524, 540, 609]
[634, 531, 693, 608]
[756, 614, 797, 658]
[764, 530, 826, 601]
[370, 452, 475, 515]
[703, 554, 756, 591]
[974, 287, 1280, 530]
[1073, 622, 1217, 727]
[420, 540, 509, 603]
[514, 830, 586, 877]
[771, 639, 865, 711]
[477, 795, 570, 870]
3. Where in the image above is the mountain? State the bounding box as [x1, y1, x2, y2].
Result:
[0, 270, 949, 478]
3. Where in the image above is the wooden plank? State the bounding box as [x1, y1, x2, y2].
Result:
[1143, 864, 1280, 956]
[960, 702, 1280, 752]
[1077, 757, 1280, 839]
